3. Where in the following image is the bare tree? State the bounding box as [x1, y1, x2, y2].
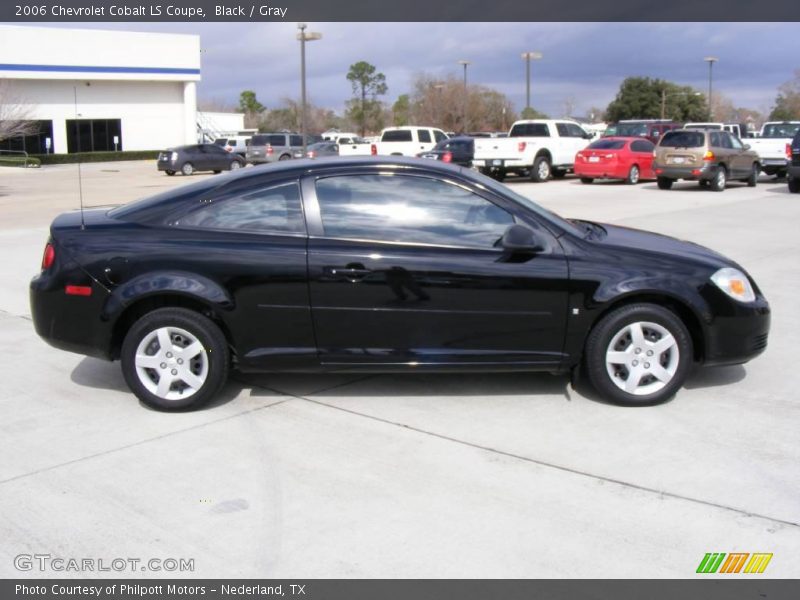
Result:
[0, 79, 38, 142]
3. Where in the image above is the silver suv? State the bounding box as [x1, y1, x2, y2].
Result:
[246, 133, 305, 164]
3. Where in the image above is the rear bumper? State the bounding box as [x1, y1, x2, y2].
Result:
[654, 163, 717, 181]
[574, 163, 626, 179]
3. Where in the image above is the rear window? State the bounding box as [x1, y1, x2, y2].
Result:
[659, 131, 705, 148]
[382, 130, 414, 142]
[587, 139, 626, 150]
[213, 138, 227, 146]
[509, 123, 549, 137]
[762, 123, 800, 138]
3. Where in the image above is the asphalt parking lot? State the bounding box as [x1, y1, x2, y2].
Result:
[0, 161, 798, 578]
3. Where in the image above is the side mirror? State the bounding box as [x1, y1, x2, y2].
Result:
[583, 132, 594, 140]
[500, 224, 542, 252]
[744, 144, 751, 150]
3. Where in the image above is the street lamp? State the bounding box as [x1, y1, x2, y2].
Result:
[660, 90, 702, 120]
[457, 60, 471, 132]
[297, 23, 322, 154]
[433, 83, 445, 126]
[704, 56, 718, 121]
[520, 51, 543, 111]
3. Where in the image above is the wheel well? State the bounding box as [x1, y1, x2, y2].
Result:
[535, 149, 552, 162]
[110, 294, 234, 361]
[588, 294, 705, 362]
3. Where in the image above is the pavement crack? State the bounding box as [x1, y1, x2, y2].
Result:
[0, 397, 292, 486]
[293, 395, 800, 530]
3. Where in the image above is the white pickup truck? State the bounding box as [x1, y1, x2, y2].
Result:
[745, 121, 800, 177]
[472, 119, 593, 182]
[338, 126, 448, 157]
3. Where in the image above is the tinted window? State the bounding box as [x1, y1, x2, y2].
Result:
[566, 123, 587, 138]
[718, 133, 733, 149]
[214, 139, 227, 146]
[250, 135, 286, 146]
[433, 130, 447, 142]
[709, 132, 722, 147]
[203, 144, 227, 154]
[588, 139, 626, 150]
[290, 135, 304, 147]
[762, 123, 800, 138]
[175, 182, 305, 234]
[509, 123, 549, 137]
[612, 123, 648, 137]
[315, 174, 514, 248]
[659, 131, 705, 148]
[382, 130, 414, 142]
[630, 140, 655, 153]
[729, 135, 743, 150]
[418, 129, 432, 143]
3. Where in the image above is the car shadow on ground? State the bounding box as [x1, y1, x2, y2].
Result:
[71, 357, 750, 411]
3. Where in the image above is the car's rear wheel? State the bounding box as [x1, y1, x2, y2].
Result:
[530, 156, 551, 182]
[710, 166, 726, 192]
[584, 303, 692, 405]
[165, 170, 175, 176]
[625, 164, 640, 185]
[181, 162, 194, 176]
[279, 154, 291, 161]
[656, 177, 673, 190]
[580, 177, 594, 184]
[746, 163, 758, 187]
[789, 175, 800, 193]
[121, 308, 229, 411]
[230, 160, 242, 171]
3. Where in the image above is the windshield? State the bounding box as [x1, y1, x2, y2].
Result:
[660, 131, 705, 148]
[762, 123, 800, 138]
[609, 123, 648, 137]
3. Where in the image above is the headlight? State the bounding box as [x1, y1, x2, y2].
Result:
[171, 151, 178, 161]
[711, 267, 756, 303]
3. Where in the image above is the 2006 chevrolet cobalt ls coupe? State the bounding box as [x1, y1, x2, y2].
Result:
[30, 157, 770, 410]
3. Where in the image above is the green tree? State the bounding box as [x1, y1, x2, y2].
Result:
[605, 77, 707, 122]
[392, 94, 411, 126]
[238, 90, 266, 128]
[520, 106, 549, 120]
[346, 61, 388, 135]
[769, 70, 800, 120]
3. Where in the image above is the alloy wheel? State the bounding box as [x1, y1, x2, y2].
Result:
[134, 326, 208, 401]
[605, 321, 679, 396]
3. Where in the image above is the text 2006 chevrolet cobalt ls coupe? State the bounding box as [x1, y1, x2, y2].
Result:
[31, 157, 769, 410]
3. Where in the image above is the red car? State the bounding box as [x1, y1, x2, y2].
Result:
[574, 136, 656, 184]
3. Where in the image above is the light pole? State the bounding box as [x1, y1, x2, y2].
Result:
[433, 83, 444, 126]
[704, 56, 718, 121]
[458, 60, 471, 132]
[520, 51, 542, 112]
[297, 23, 322, 155]
[660, 90, 702, 120]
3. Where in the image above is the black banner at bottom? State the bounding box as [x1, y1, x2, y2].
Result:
[3, 580, 800, 600]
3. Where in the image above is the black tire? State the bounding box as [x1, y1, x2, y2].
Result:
[181, 162, 194, 176]
[746, 163, 758, 187]
[584, 303, 693, 406]
[213, 170, 222, 174]
[625, 164, 640, 185]
[709, 166, 726, 192]
[279, 154, 291, 161]
[580, 177, 594, 184]
[492, 169, 506, 182]
[165, 170, 175, 176]
[551, 169, 567, 179]
[230, 160, 243, 171]
[121, 308, 229, 411]
[530, 155, 551, 182]
[656, 177, 673, 190]
[789, 175, 800, 194]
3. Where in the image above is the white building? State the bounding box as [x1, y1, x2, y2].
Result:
[0, 25, 202, 154]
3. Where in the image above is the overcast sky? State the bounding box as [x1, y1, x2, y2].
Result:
[32, 22, 798, 118]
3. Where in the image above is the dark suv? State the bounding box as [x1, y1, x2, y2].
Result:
[604, 120, 682, 144]
[788, 129, 800, 193]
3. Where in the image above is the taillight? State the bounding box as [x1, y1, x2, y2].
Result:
[605, 153, 615, 159]
[307, 151, 316, 158]
[371, 144, 377, 155]
[518, 141, 527, 152]
[576, 152, 584, 159]
[65, 285, 92, 297]
[267, 146, 274, 155]
[442, 151, 453, 163]
[703, 151, 715, 161]
[41, 243, 55, 270]
[787, 143, 792, 160]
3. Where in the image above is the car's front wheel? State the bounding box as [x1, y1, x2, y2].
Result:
[230, 160, 242, 171]
[121, 308, 229, 411]
[165, 170, 175, 176]
[625, 164, 640, 185]
[746, 163, 758, 187]
[584, 303, 692, 405]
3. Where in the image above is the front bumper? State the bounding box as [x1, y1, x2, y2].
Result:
[700, 285, 771, 366]
[156, 159, 179, 171]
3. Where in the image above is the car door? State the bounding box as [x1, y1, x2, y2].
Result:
[725, 133, 751, 178]
[417, 129, 433, 153]
[630, 139, 655, 178]
[206, 144, 230, 170]
[167, 176, 315, 370]
[303, 169, 570, 368]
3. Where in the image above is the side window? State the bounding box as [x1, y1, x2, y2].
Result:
[719, 133, 734, 149]
[709, 132, 721, 147]
[268, 135, 285, 146]
[729, 135, 743, 150]
[289, 135, 304, 147]
[567, 123, 586, 138]
[556, 123, 570, 137]
[433, 130, 447, 142]
[315, 174, 515, 249]
[175, 182, 305, 234]
[631, 140, 655, 153]
[418, 129, 432, 143]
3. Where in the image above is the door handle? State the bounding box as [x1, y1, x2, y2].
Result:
[331, 267, 371, 277]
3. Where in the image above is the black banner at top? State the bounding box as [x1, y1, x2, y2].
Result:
[1, 0, 798, 22]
